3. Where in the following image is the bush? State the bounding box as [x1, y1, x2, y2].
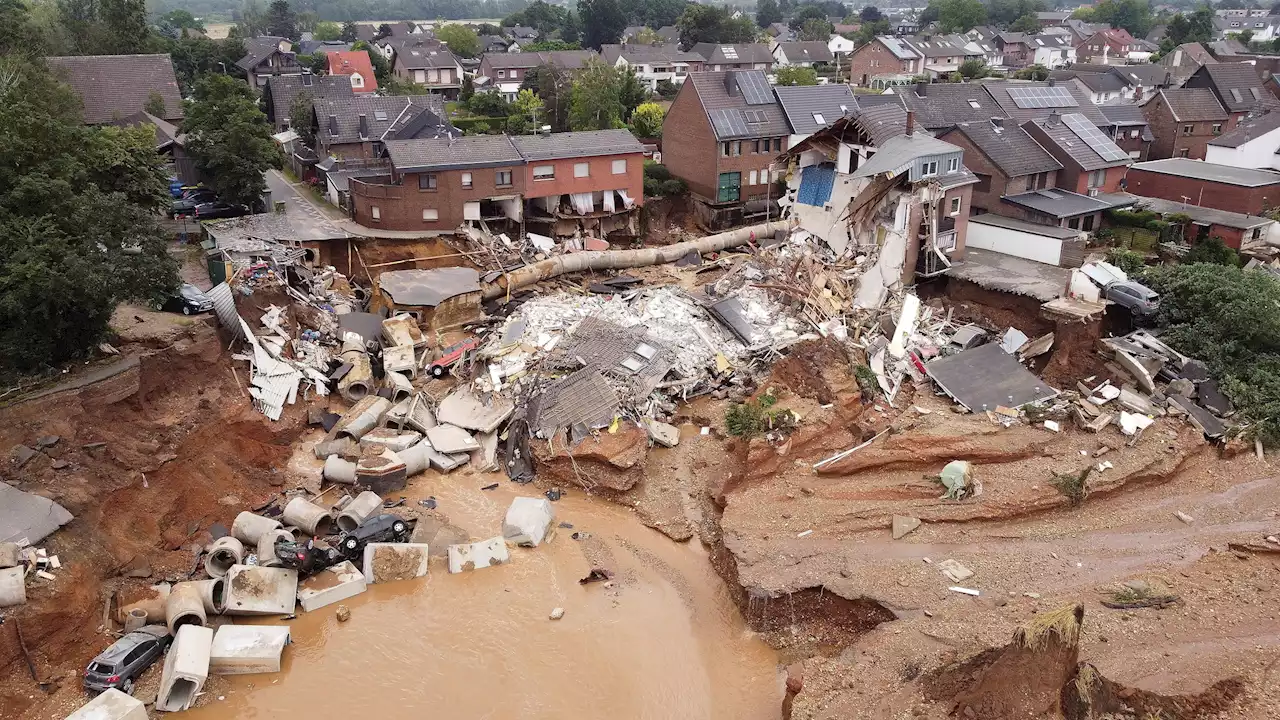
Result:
[1107, 208, 1161, 228]
[1184, 236, 1239, 266]
[451, 117, 496, 135]
[655, 79, 679, 100]
[643, 161, 687, 197]
[725, 392, 793, 437]
[1105, 247, 1146, 276]
[466, 91, 512, 117]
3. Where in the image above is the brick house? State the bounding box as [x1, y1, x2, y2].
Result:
[847, 36, 922, 88]
[1075, 28, 1139, 65]
[392, 42, 463, 98]
[663, 71, 792, 228]
[1125, 158, 1280, 215]
[478, 50, 598, 101]
[994, 32, 1034, 68]
[898, 82, 1007, 131]
[600, 43, 706, 92]
[1183, 62, 1280, 123]
[509, 130, 646, 237]
[312, 95, 454, 160]
[1141, 88, 1230, 160]
[1022, 112, 1132, 195]
[327, 50, 378, 93]
[936, 119, 1062, 216]
[235, 36, 301, 88]
[1098, 104, 1153, 160]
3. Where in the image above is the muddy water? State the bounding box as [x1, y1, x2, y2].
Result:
[185, 466, 783, 720]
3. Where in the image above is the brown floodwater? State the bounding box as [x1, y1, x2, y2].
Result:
[183, 464, 783, 720]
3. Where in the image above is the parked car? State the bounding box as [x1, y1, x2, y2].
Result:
[336, 513, 413, 559]
[83, 625, 171, 695]
[170, 189, 217, 217]
[160, 284, 214, 315]
[273, 538, 343, 577]
[193, 201, 248, 220]
[1104, 280, 1160, 316]
[428, 337, 479, 378]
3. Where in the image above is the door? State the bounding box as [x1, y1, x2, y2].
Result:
[717, 172, 741, 203]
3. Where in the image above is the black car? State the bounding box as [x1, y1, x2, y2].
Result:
[160, 283, 214, 315]
[169, 189, 217, 217]
[336, 513, 413, 559]
[83, 625, 171, 695]
[193, 201, 249, 220]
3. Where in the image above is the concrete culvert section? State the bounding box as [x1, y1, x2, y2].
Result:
[190, 578, 227, 615]
[256, 528, 295, 568]
[282, 496, 334, 536]
[231, 511, 283, 545]
[336, 491, 382, 532]
[157, 624, 213, 713]
[165, 582, 207, 634]
[204, 536, 244, 578]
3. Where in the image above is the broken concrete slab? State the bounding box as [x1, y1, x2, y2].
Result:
[382, 345, 417, 378]
[0, 542, 20, 569]
[1197, 379, 1232, 416]
[362, 542, 430, 584]
[66, 688, 147, 720]
[447, 537, 510, 573]
[355, 448, 408, 494]
[209, 625, 291, 675]
[470, 430, 499, 472]
[924, 343, 1058, 413]
[0, 481, 73, 545]
[1117, 388, 1157, 415]
[11, 445, 38, 468]
[1113, 348, 1156, 394]
[297, 560, 367, 612]
[503, 497, 555, 548]
[1168, 395, 1226, 439]
[0, 566, 26, 607]
[891, 515, 921, 540]
[1119, 411, 1155, 436]
[644, 418, 680, 448]
[358, 427, 422, 453]
[438, 386, 515, 434]
[223, 565, 298, 616]
[156, 623, 213, 712]
[425, 424, 480, 454]
[938, 559, 974, 583]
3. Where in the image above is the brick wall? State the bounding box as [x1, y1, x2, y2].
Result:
[323, 141, 377, 160]
[937, 130, 1011, 213]
[718, 137, 787, 202]
[945, 184, 973, 259]
[351, 164, 526, 230]
[520, 153, 645, 203]
[847, 41, 913, 87]
[1125, 169, 1280, 215]
[662, 81, 719, 199]
[1113, 127, 1149, 160]
[1141, 98, 1235, 160]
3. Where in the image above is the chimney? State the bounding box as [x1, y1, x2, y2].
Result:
[991, 116, 1004, 129]
[358, 113, 368, 138]
[1133, 85, 1143, 101]
[1048, 110, 1061, 124]
[1047, 77, 1056, 87]
[916, 80, 928, 96]
[906, 110, 915, 136]
[724, 70, 740, 96]
[328, 114, 338, 135]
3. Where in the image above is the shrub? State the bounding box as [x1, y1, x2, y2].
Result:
[643, 161, 687, 197]
[1105, 247, 1146, 276]
[1184, 236, 1239, 266]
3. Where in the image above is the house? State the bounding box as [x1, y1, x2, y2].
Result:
[1061, 19, 1108, 45]
[895, 17, 920, 35]
[937, 118, 1062, 216]
[327, 50, 378, 93]
[1205, 110, 1280, 169]
[383, 21, 418, 37]
[772, 41, 835, 67]
[901, 34, 984, 79]
[509, 129, 646, 238]
[897, 81, 1007, 131]
[983, 79, 1110, 126]
[1159, 42, 1217, 84]
[1036, 11, 1072, 27]
[393, 42, 463, 98]
[312, 95, 455, 160]
[1075, 28, 1141, 65]
[370, 267, 483, 330]
[1127, 196, 1277, 249]
[297, 39, 350, 56]
[662, 71, 793, 228]
[848, 36, 923, 88]
[479, 35, 517, 54]
[962, 34, 1005, 69]
[1054, 69, 1131, 104]
[600, 44, 706, 91]
[773, 83, 857, 146]
[354, 24, 378, 43]
[504, 26, 539, 42]
[1000, 184, 1135, 232]
[115, 111, 198, 183]
[1028, 33, 1076, 69]
[620, 25, 649, 43]
[1109, 64, 1174, 98]
[264, 73, 355, 131]
[46, 54, 183, 125]
[478, 50, 599, 101]
[828, 33, 857, 56]
[1212, 14, 1280, 42]
[1098, 103, 1154, 160]
[994, 32, 1034, 68]
[1183, 62, 1279, 121]
[1141, 87, 1231, 159]
[656, 26, 679, 44]
[691, 43, 775, 71]
[1022, 111, 1133, 197]
[766, 22, 795, 43]
[1125, 157, 1280, 215]
[235, 36, 301, 88]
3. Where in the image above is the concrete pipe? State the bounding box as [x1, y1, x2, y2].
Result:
[282, 497, 334, 536]
[189, 578, 227, 615]
[383, 370, 413, 404]
[231, 512, 283, 546]
[123, 608, 149, 632]
[398, 442, 432, 476]
[204, 536, 244, 578]
[118, 585, 169, 624]
[165, 582, 207, 634]
[335, 396, 392, 441]
[283, 525, 307, 542]
[256, 528, 294, 568]
[339, 350, 373, 403]
[336, 491, 383, 532]
[323, 455, 358, 485]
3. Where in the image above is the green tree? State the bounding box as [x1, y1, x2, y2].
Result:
[1184, 236, 1239, 266]
[629, 101, 664, 137]
[579, 0, 627, 49]
[161, 9, 204, 31]
[265, 0, 296, 39]
[144, 91, 167, 116]
[789, 4, 830, 30]
[523, 64, 573, 131]
[798, 17, 833, 40]
[340, 20, 358, 41]
[352, 40, 391, 84]
[1087, 0, 1155, 38]
[860, 5, 883, 22]
[1013, 63, 1049, 80]
[919, 4, 940, 25]
[467, 90, 512, 117]
[958, 58, 990, 78]
[288, 91, 315, 146]
[618, 65, 648, 119]
[437, 23, 480, 57]
[677, 4, 757, 49]
[569, 59, 624, 130]
[296, 52, 327, 74]
[507, 87, 545, 134]
[855, 18, 891, 43]
[524, 39, 582, 50]
[1165, 8, 1214, 47]
[987, 0, 1044, 26]
[1, 0, 46, 56]
[631, 27, 661, 44]
[757, 0, 783, 27]
[312, 20, 341, 40]
[775, 65, 818, 85]
[1009, 13, 1041, 32]
[655, 78, 679, 99]
[181, 74, 280, 209]
[99, 0, 149, 54]
[936, 0, 987, 32]
[460, 73, 475, 100]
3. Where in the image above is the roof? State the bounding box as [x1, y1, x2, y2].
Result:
[510, 129, 645, 161]
[1028, 112, 1131, 170]
[1152, 87, 1228, 121]
[265, 73, 354, 124]
[901, 34, 981, 59]
[385, 135, 523, 171]
[46, 54, 184, 124]
[898, 82, 1005, 129]
[1208, 110, 1280, 147]
[852, 102, 913, 146]
[1130, 195, 1274, 229]
[657, 26, 679, 43]
[1195, 63, 1271, 113]
[1167, 42, 1215, 66]
[853, 132, 962, 179]
[983, 80, 1110, 126]
[969, 212, 1082, 238]
[314, 95, 451, 145]
[1129, 158, 1280, 186]
[395, 43, 461, 69]
[483, 50, 598, 70]
[297, 39, 351, 55]
[600, 43, 704, 65]
[943, 121, 1062, 177]
[877, 36, 920, 60]
[686, 71, 790, 140]
[325, 167, 388, 193]
[506, 25, 538, 39]
[1053, 70, 1127, 94]
[773, 84, 856, 135]
[1037, 11, 1071, 20]
[775, 41, 835, 64]
[1110, 64, 1170, 87]
[235, 36, 290, 71]
[327, 50, 378, 91]
[1002, 187, 1129, 218]
[691, 43, 775, 64]
[1098, 102, 1148, 126]
[1088, 27, 1136, 45]
[379, 267, 481, 306]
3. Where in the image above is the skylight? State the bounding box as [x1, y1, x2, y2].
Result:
[968, 100, 980, 108]
[813, 112, 826, 124]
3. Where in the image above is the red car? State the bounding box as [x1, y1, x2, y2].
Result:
[428, 338, 478, 378]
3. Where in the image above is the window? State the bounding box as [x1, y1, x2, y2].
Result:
[1082, 214, 1095, 231]
[1068, 217, 1080, 229]
[749, 170, 758, 185]
[498, 69, 506, 78]
[419, 173, 437, 190]
[968, 99, 980, 109]
[752, 139, 761, 153]
[921, 160, 938, 176]
[496, 170, 513, 186]
[949, 196, 961, 215]
[773, 138, 782, 152]
[371, 206, 381, 221]
[423, 208, 439, 221]
[612, 159, 626, 175]
[1087, 169, 1106, 188]
[1178, 147, 1190, 157]
[1212, 123, 1223, 134]
[721, 142, 730, 157]
[1182, 124, 1194, 136]
[461, 172, 473, 189]
[1129, 129, 1139, 138]
[1253, 227, 1263, 240]
[533, 165, 555, 180]
[947, 157, 959, 172]
[732, 141, 742, 156]
[574, 162, 590, 177]
[812, 112, 826, 125]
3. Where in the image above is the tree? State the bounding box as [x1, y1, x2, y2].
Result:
[0, 0, 46, 56]
[476, 23, 502, 35]
[618, 65, 648, 119]
[677, 4, 758, 49]
[288, 91, 315, 146]
[340, 20, 358, 41]
[525, 39, 583, 50]
[757, 0, 783, 27]
[919, 4, 940, 26]
[789, 4, 831, 30]
[467, 90, 512, 117]
[958, 58, 990, 78]
[655, 78, 679, 99]
[936, 0, 986, 32]
[181, 74, 280, 209]
[99, 0, 149, 54]
[1013, 63, 1049, 80]
[632, 27, 661, 44]
[987, 0, 1045, 26]
[507, 88, 545, 134]
[352, 40, 390, 84]
[524, 64, 573, 131]
[860, 5, 883, 22]
[855, 18, 890, 43]
[162, 9, 204, 31]
[569, 59, 624, 130]
[629, 101, 664, 137]
[265, 0, 296, 39]
[1087, 0, 1155, 39]
[798, 17, 833, 39]
[1165, 8, 1214, 47]
[295, 52, 326, 74]
[1009, 13, 1041, 32]
[436, 23, 480, 57]
[1184, 236, 1239, 266]
[579, 0, 626, 49]
[313, 21, 341, 40]
[460, 73, 475, 101]
[775, 65, 818, 85]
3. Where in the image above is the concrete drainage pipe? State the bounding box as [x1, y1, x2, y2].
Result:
[383, 370, 413, 404]
[231, 512, 283, 546]
[337, 491, 383, 532]
[339, 338, 373, 402]
[189, 578, 227, 615]
[204, 536, 244, 578]
[323, 455, 357, 484]
[282, 497, 334, 536]
[256, 528, 294, 568]
[165, 582, 207, 634]
[123, 608, 149, 632]
[398, 442, 432, 476]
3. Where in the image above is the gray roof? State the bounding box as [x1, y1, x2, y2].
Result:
[314, 95, 449, 146]
[1111, 64, 1170, 87]
[265, 74, 354, 126]
[1131, 195, 1274, 229]
[943, 121, 1061, 178]
[325, 167, 388, 193]
[297, 39, 351, 55]
[899, 82, 1007, 130]
[483, 50, 599, 70]
[600, 43, 705, 65]
[775, 41, 834, 64]
[235, 36, 290, 71]
[1002, 187, 1131, 218]
[385, 135, 523, 172]
[506, 25, 538, 39]
[1053, 70, 1127, 94]
[379, 267, 481, 307]
[1208, 110, 1280, 147]
[657, 26, 679, 43]
[853, 133, 962, 179]
[46, 54, 184, 124]
[686, 71, 790, 140]
[1098, 103, 1147, 126]
[877, 36, 920, 60]
[691, 43, 775, 65]
[773, 84, 856, 135]
[510, 129, 645, 161]
[1037, 11, 1071, 20]
[852, 102, 913, 146]
[903, 33, 981, 59]
[395, 43, 462, 69]
[1193, 63, 1275, 113]
[1028, 113, 1131, 171]
[1129, 158, 1280, 187]
[969, 212, 1081, 238]
[1153, 87, 1228, 121]
[983, 80, 1110, 126]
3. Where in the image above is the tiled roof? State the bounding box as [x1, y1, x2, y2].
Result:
[691, 43, 775, 64]
[983, 80, 1110, 126]
[657, 26, 679, 43]
[235, 36, 290, 71]
[901, 34, 981, 58]
[773, 84, 856, 135]
[510, 129, 645, 161]
[943, 120, 1061, 178]
[898, 82, 1007, 130]
[852, 103, 912, 147]
[1110, 64, 1170, 87]
[686, 71, 790, 140]
[1196, 63, 1272, 113]
[775, 41, 834, 64]
[395, 43, 461, 69]
[385, 135, 523, 171]
[297, 39, 350, 55]
[1208, 110, 1280, 147]
[46, 54, 184, 124]
[1027, 112, 1130, 171]
[314, 95, 450, 145]
[265, 74, 354, 125]
[327, 50, 377, 92]
[1098, 103, 1147, 126]
[1053, 70, 1127, 94]
[1154, 88, 1228, 121]
[600, 43, 704, 65]
[483, 50, 598, 70]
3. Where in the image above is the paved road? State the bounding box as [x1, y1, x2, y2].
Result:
[264, 170, 350, 240]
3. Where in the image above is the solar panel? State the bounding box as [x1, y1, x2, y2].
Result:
[736, 72, 774, 105]
[1062, 113, 1130, 163]
[1007, 86, 1079, 109]
[710, 108, 749, 138]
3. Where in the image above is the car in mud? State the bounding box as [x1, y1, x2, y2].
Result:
[427, 337, 479, 378]
[336, 513, 414, 559]
[159, 283, 214, 315]
[83, 625, 171, 695]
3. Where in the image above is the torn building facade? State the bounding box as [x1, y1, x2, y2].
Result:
[370, 267, 482, 329]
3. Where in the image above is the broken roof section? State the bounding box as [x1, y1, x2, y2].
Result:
[530, 365, 620, 438]
[925, 342, 1059, 412]
[377, 267, 480, 307]
[1, 481, 74, 544]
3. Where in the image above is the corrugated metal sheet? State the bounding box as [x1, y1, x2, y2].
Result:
[208, 283, 244, 341]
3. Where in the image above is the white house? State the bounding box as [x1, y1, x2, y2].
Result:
[772, 41, 836, 67]
[828, 34, 856, 56]
[1205, 111, 1280, 170]
[599, 43, 706, 91]
[1214, 15, 1280, 42]
[1031, 33, 1076, 69]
